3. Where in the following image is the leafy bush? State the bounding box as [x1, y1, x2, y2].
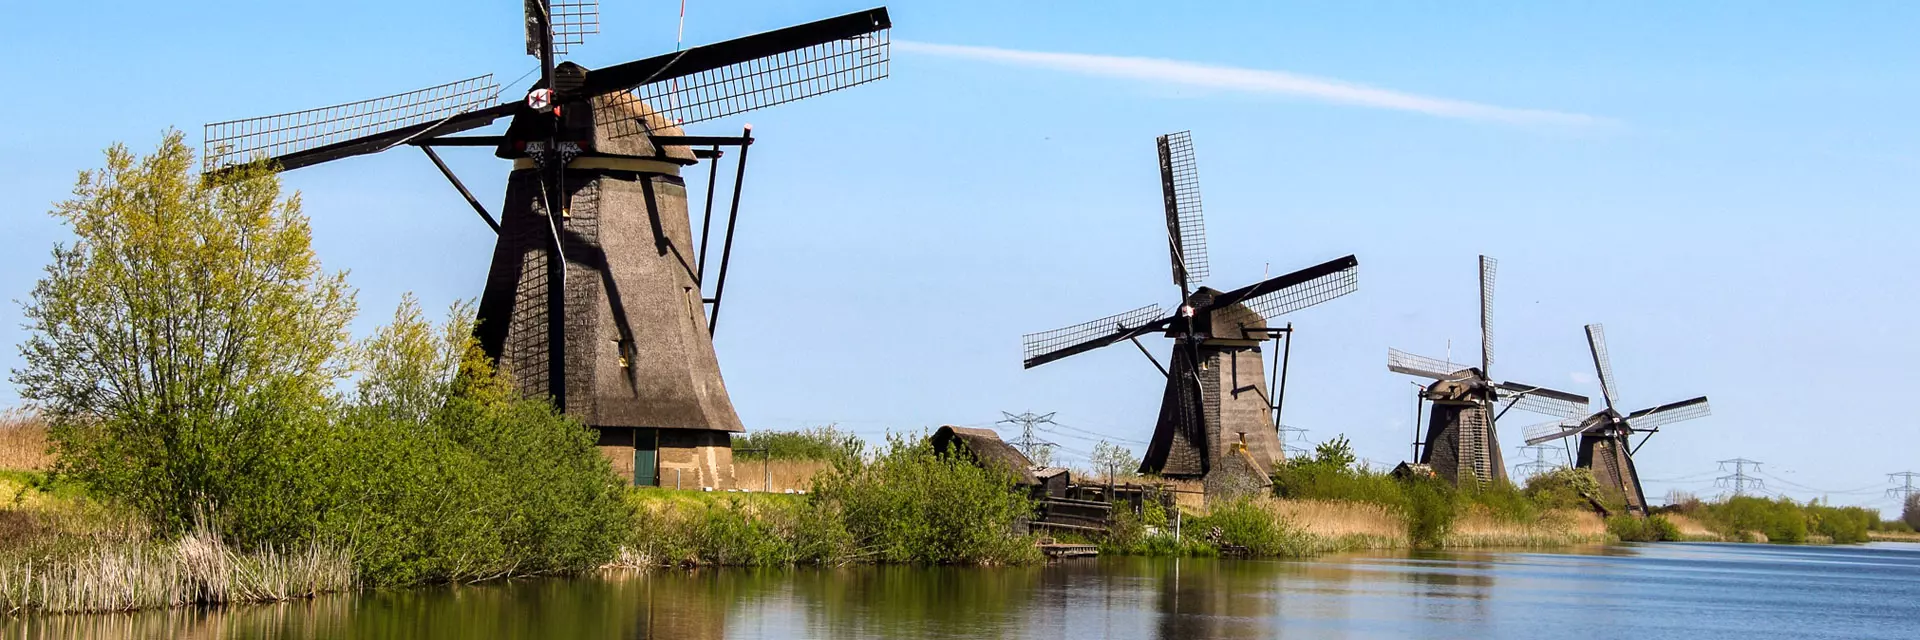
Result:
[1271, 463, 1409, 508]
[629, 494, 846, 567]
[1271, 436, 1408, 508]
[807, 434, 1038, 565]
[307, 299, 631, 585]
[1807, 503, 1875, 544]
[732, 425, 863, 463]
[1523, 468, 1605, 512]
[623, 434, 1041, 567]
[1190, 499, 1308, 557]
[1461, 482, 1540, 524]
[1607, 515, 1680, 542]
[1404, 476, 1458, 548]
[1698, 496, 1809, 543]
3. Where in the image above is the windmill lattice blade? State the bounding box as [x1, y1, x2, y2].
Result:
[1388, 348, 1472, 380]
[1207, 255, 1359, 321]
[589, 8, 890, 135]
[1243, 261, 1357, 320]
[1480, 255, 1496, 377]
[1585, 323, 1619, 411]
[1624, 396, 1710, 430]
[1022, 304, 1167, 369]
[526, 0, 599, 57]
[202, 75, 503, 174]
[1496, 381, 1591, 420]
[1523, 418, 1589, 446]
[1157, 131, 1208, 289]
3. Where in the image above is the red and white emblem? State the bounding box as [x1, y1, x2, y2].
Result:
[527, 88, 554, 111]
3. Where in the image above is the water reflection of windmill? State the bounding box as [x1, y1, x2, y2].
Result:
[1022, 131, 1359, 486]
[1524, 324, 1711, 515]
[201, 4, 893, 488]
[1388, 255, 1589, 487]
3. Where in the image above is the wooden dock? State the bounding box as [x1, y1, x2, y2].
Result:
[1038, 543, 1099, 559]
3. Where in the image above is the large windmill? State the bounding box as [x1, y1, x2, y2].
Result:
[1524, 324, 1711, 515]
[200, 3, 893, 489]
[1387, 256, 1589, 487]
[1022, 131, 1360, 489]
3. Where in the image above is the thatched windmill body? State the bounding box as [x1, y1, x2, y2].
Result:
[1388, 256, 1589, 487]
[1524, 324, 1711, 514]
[201, 4, 893, 488]
[1023, 132, 1360, 493]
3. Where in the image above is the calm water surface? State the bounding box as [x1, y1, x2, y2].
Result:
[7, 542, 1918, 639]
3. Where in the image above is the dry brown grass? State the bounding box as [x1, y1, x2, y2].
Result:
[1444, 509, 1608, 548]
[1267, 498, 1405, 546]
[1663, 513, 1727, 541]
[0, 410, 51, 472]
[1869, 530, 1920, 542]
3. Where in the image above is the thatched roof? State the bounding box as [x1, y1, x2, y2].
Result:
[590, 94, 698, 163]
[932, 426, 1038, 485]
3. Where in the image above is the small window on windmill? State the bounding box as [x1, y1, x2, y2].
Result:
[615, 340, 631, 368]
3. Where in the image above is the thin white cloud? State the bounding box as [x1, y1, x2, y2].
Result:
[894, 40, 1607, 127]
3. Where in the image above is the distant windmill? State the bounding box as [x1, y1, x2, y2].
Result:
[201, 4, 893, 488]
[1524, 324, 1711, 515]
[1388, 255, 1589, 487]
[1022, 131, 1360, 485]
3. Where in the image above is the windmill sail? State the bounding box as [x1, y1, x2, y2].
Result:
[1022, 304, 1168, 369]
[1157, 131, 1208, 290]
[1495, 382, 1590, 420]
[1222, 255, 1359, 321]
[590, 8, 891, 133]
[1523, 418, 1586, 445]
[1479, 255, 1496, 378]
[1585, 323, 1619, 411]
[202, 75, 506, 173]
[1388, 349, 1473, 381]
[1624, 396, 1711, 430]
[527, 0, 599, 57]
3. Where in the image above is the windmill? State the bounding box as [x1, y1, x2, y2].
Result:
[1523, 324, 1711, 515]
[200, 4, 893, 488]
[1387, 255, 1589, 488]
[1022, 131, 1360, 489]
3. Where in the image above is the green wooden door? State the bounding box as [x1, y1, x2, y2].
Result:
[633, 428, 658, 487]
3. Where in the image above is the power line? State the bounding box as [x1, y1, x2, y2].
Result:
[1890, 471, 1920, 504]
[1513, 444, 1565, 482]
[998, 411, 1058, 462]
[1715, 458, 1764, 497]
[1278, 424, 1311, 458]
[1045, 420, 1149, 446]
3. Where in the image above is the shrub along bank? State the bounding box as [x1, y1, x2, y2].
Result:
[1659, 494, 1888, 544]
[622, 435, 1041, 567]
[2, 135, 631, 615]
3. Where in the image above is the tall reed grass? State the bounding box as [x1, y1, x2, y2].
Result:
[0, 520, 354, 615]
[0, 410, 50, 472]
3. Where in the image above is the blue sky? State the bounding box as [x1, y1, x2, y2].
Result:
[4, 1, 1918, 510]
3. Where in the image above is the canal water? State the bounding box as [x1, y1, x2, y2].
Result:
[6, 542, 1918, 639]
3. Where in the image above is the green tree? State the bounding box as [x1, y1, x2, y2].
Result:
[1310, 434, 1357, 469]
[11, 132, 355, 537]
[1904, 494, 1920, 531]
[353, 294, 475, 423]
[1090, 440, 1139, 482]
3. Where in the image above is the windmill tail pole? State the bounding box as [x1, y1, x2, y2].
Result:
[708, 125, 753, 336]
[1273, 322, 1293, 430]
